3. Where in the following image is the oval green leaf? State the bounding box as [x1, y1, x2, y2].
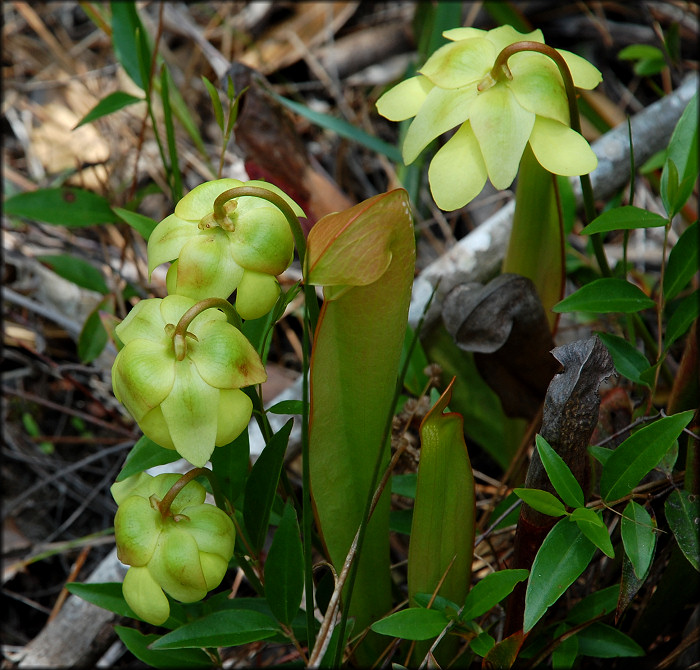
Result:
[460, 569, 529, 622]
[36, 254, 109, 294]
[513, 488, 567, 518]
[116, 435, 181, 482]
[78, 297, 113, 363]
[576, 622, 644, 658]
[664, 221, 699, 301]
[597, 332, 652, 387]
[665, 290, 699, 350]
[264, 502, 304, 626]
[665, 489, 700, 572]
[524, 518, 596, 632]
[114, 626, 213, 668]
[370, 608, 450, 641]
[150, 609, 279, 649]
[5, 188, 122, 227]
[75, 91, 144, 128]
[570, 507, 614, 558]
[599, 411, 694, 502]
[579, 206, 667, 235]
[621, 500, 656, 579]
[553, 279, 655, 314]
[113, 207, 159, 241]
[535, 435, 584, 508]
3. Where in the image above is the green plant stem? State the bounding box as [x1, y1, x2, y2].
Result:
[493, 41, 611, 278]
[157, 467, 207, 518]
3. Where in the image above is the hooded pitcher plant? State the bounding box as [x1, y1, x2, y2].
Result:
[112, 294, 266, 467]
[111, 471, 235, 626]
[147, 178, 306, 320]
[306, 189, 415, 658]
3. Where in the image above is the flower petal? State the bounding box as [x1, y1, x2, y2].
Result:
[181, 504, 235, 559]
[115, 298, 167, 345]
[139, 406, 175, 450]
[556, 48, 602, 90]
[376, 75, 434, 121]
[402, 85, 477, 164]
[122, 566, 170, 625]
[428, 122, 487, 211]
[215, 389, 254, 446]
[420, 38, 494, 89]
[114, 495, 161, 566]
[160, 358, 219, 467]
[112, 341, 175, 422]
[147, 213, 196, 276]
[235, 270, 281, 321]
[470, 85, 535, 189]
[529, 116, 598, 176]
[507, 52, 569, 124]
[190, 319, 267, 389]
[158, 294, 197, 328]
[173, 230, 244, 301]
[198, 552, 229, 591]
[150, 473, 207, 513]
[485, 25, 544, 53]
[443, 27, 487, 42]
[149, 527, 207, 602]
[175, 178, 243, 220]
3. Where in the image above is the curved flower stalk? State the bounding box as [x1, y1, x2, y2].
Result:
[112, 471, 235, 626]
[376, 25, 602, 210]
[148, 178, 305, 320]
[112, 294, 266, 467]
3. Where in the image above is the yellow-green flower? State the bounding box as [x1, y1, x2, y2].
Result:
[148, 179, 305, 320]
[112, 473, 235, 626]
[376, 25, 602, 210]
[112, 294, 266, 467]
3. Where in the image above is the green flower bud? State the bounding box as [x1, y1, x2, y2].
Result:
[148, 179, 304, 318]
[112, 294, 266, 466]
[113, 473, 235, 626]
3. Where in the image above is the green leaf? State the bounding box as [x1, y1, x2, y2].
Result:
[116, 435, 181, 482]
[469, 631, 496, 657]
[111, 1, 150, 90]
[209, 429, 249, 505]
[618, 44, 666, 62]
[460, 569, 529, 622]
[535, 435, 585, 508]
[370, 608, 450, 641]
[588, 445, 613, 466]
[36, 254, 109, 294]
[665, 489, 700, 571]
[524, 518, 596, 632]
[243, 419, 292, 552]
[579, 205, 667, 234]
[597, 332, 652, 387]
[599, 411, 694, 502]
[576, 623, 644, 658]
[269, 91, 402, 163]
[664, 221, 699, 301]
[661, 158, 680, 217]
[78, 297, 113, 363]
[114, 626, 213, 668]
[621, 500, 656, 579]
[666, 92, 698, 211]
[202, 76, 224, 133]
[513, 488, 567, 517]
[565, 584, 619, 625]
[75, 91, 144, 128]
[112, 207, 159, 241]
[553, 279, 655, 314]
[160, 67, 183, 203]
[569, 507, 614, 558]
[4, 188, 122, 227]
[265, 502, 304, 626]
[551, 624, 578, 669]
[390, 509, 413, 535]
[392, 473, 418, 499]
[266, 399, 307, 415]
[150, 609, 279, 649]
[665, 290, 699, 350]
